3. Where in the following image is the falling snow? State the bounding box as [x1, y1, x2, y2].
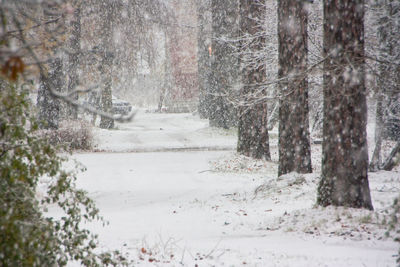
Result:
[1, 0, 400, 266]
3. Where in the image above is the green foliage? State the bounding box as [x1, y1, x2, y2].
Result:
[0, 82, 127, 266]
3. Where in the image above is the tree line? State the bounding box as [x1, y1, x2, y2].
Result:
[197, 0, 399, 210]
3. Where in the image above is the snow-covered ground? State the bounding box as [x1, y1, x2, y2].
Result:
[93, 111, 240, 153]
[63, 110, 398, 266]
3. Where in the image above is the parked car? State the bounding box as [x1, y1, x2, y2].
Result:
[82, 94, 132, 116]
[112, 96, 132, 115]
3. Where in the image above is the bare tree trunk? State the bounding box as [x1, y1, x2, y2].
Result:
[381, 0, 400, 141]
[317, 0, 373, 210]
[237, 0, 270, 160]
[66, 6, 81, 120]
[267, 102, 279, 131]
[382, 141, 400, 171]
[369, 92, 384, 171]
[37, 58, 62, 129]
[99, 55, 114, 129]
[370, 0, 391, 171]
[209, 0, 239, 128]
[196, 0, 211, 119]
[99, 2, 114, 129]
[370, 0, 400, 171]
[158, 30, 170, 112]
[277, 0, 312, 176]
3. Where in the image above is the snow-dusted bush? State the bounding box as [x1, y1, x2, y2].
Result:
[38, 119, 94, 151]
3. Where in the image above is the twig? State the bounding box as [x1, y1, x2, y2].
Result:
[204, 239, 222, 259]
[198, 169, 212, 174]
[6, 17, 61, 35]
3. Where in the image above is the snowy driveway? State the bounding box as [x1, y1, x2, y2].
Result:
[93, 111, 240, 152]
[67, 112, 398, 266]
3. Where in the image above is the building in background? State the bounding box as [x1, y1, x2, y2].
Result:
[164, 0, 199, 112]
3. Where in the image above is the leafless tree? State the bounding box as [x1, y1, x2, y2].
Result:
[369, 0, 400, 171]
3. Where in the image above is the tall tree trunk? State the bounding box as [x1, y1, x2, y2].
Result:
[237, 0, 270, 160]
[99, 2, 114, 129]
[67, 6, 81, 120]
[381, 0, 400, 141]
[158, 29, 173, 112]
[209, 0, 239, 128]
[369, 91, 384, 171]
[317, 0, 373, 210]
[370, 0, 400, 170]
[196, 0, 211, 119]
[370, 0, 392, 170]
[277, 0, 312, 176]
[37, 58, 62, 129]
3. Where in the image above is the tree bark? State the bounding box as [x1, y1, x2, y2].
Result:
[209, 0, 239, 128]
[369, 91, 384, 171]
[99, 2, 114, 129]
[382, 141, 400, 171]
[196, 0, 211, 119]
[267, 102, 279, 131]
[66, 6, 81, 120]
[370, 0, 400, 170]
[277, 0, 312, 176]
[37, 58, 62, 129]
[380, 0, 400, 141]
[317, 0, 373, 210]
[237, 0, 271, 160]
